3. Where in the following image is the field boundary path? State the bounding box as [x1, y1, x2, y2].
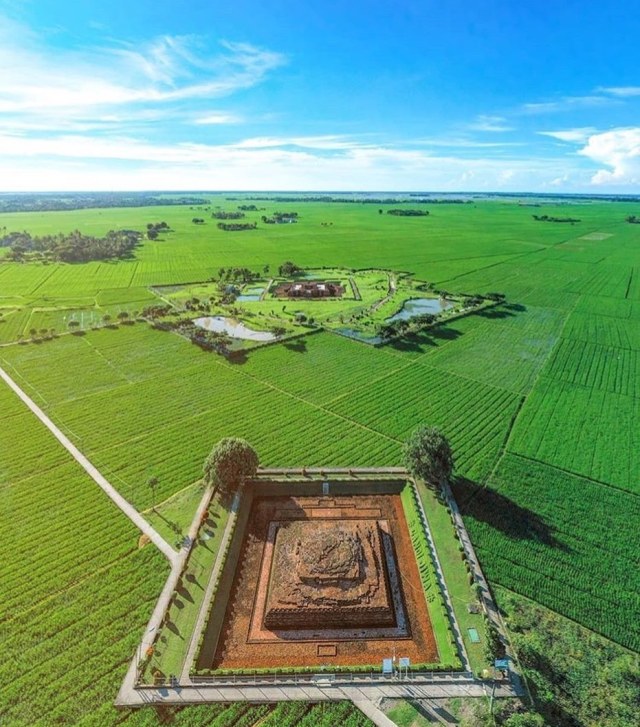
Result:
[0, 363, 177, 565]
[441, 479, 527, 697]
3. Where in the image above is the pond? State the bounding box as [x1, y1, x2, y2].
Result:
[193, 316, 275, 341]
[386, 297, 453, 322]
[236, 286, 265, 303]
[335, 327, 382, 345]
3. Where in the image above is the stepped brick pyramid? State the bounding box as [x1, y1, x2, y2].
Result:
[264, 519, 395, 629]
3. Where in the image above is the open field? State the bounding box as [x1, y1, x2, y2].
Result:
[2, 196, 640, 723]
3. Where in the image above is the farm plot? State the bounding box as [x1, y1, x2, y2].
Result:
[562, 309, 640, 349]
[544, 337, 640, 398]
[327, 363, 521, 483]
[232, 330, 403, 404]
[573, 294, 640, 320]
[0, 547, 167, 727]
[568, 264, 633, 299]
[1, 326, 401, 508]
[0, 386, 146, 618]
[421, 305, 565, 394]
[508, 376, 639, 493]
[456, 454, 640, 652]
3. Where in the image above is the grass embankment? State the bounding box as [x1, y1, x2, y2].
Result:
[144, 492, 230, 680]
[400, 484, 459, 668]
[414, 481, 488, 674]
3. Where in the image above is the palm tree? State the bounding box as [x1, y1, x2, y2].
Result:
[148, 476, 159, 511]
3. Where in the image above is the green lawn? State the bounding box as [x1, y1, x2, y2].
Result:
[415, 481, 488, 674]
[144, 491, 230, 680]
[400, 483, 460, 668]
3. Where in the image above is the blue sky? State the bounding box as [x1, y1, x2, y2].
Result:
[1, 0, 640, 191]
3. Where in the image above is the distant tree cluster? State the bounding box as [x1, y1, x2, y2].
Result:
[192, 217, 206, 224]
[217, 267, 259, 283]
[146, 221, 170, 240]
[387, 209, 430, 216]
[226, 196, 435, 204]
[237, 204, 259, 211]
[0, 193, 207, 213]
[141, 304, 172, 319]
[532, 214, 581, 223]
[625, 215, 640, 224]
[216, 222, 257, 231]
[278, 261, 304, 277]
[261, 211, 299, 224]
[212, 210, 246, 220]
[2, 229, 141, 263]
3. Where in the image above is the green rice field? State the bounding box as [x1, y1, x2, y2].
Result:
[2, 195, 639, 723]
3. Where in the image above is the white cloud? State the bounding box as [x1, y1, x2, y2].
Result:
[229, 135, 371, 150]
[538, 127, 598, 143]
[413, 137, 522, 149]
[0, 131, 585, 192]
[597, 86, 640, 97]
[520, 95, 614, 114]
[193, 112, 244, 125]
[578, 127, 640, 185]
[0, 16, 285, 125]
[467, 115, 514, 132]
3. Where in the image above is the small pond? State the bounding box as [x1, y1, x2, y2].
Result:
[236, 286, 265, 303]
[386, 297, 453, 322]
[335, 327, 382, 346]
[194, 316, 275, 341]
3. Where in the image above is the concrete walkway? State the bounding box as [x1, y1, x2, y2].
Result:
[354, 699, 398, 727]
[117, 484, 215, 703]
[0, 364, 177, 565]
[116, 671, 517, 707]
[441, 479, 526, 696]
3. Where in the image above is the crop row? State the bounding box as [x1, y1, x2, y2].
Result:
[461, 454, 640, 652]
[328, 363, 521, 483]
[1, 547, 166, 725]
[423, 304, 564, 395]
[509, 376, 639, 493]
[569, 264, 632, 299]
[236, 330, 402, 406]
[545, 337, 640, 398]
[563, 310, 640, 349]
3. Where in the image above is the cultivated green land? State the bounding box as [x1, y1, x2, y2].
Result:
[1, 196, 639, 725]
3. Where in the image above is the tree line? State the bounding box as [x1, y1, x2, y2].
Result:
[0, 193, 207, 213]
[532, 214, 581, 223]
[1, 229, 141, 263]
[216, 222, 257, 231]
[386, 209, 430, 216]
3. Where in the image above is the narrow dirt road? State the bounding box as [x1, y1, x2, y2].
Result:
[0, 364, 177, 565]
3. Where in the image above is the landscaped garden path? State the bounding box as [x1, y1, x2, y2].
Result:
[0, 363, 177, 565]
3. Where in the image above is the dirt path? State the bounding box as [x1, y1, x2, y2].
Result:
[0, 363, 177, 565]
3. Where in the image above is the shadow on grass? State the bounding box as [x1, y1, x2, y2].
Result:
[452, 477, 568, 550]
[227, 349, 248, 365]
[283, 337, 308, 353]
[474, 307, 517, 320]
[387, 323, 463, 354]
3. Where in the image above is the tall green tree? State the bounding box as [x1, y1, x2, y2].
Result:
[403, 425, 454, 485]
[203, 437, 259, 493]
